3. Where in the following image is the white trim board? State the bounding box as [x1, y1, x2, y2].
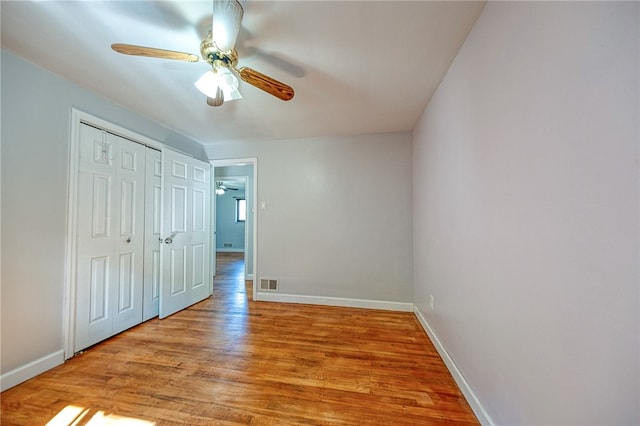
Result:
[413, 306, 494, 426]
[255, 292, 414, 312]
[216, 249, 245, 253]
[0, 350, 64, 392]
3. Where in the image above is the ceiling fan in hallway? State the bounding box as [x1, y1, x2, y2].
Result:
[215, 182, 239, 195]
[111, 0, 295, 107]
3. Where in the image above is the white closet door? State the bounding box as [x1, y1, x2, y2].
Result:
[142, 149, 162, 321]
[159, 149, 211, 318]
[75, 124, 145, 351]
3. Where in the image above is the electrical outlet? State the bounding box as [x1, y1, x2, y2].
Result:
[429, 294, 435, 310]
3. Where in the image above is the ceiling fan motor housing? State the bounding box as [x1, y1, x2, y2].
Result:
[201, 34, 238, 68]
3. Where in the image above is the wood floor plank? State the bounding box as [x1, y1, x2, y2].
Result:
[1, 252, 478, 425]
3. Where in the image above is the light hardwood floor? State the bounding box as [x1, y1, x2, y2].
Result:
[1, 253, 478, 425]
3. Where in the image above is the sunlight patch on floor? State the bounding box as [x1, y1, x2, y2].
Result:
[233, 290, 247, 307]
[46, 405, 155, 426]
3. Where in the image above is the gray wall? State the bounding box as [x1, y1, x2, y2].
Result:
[215, 188, 246, 251]
[0, 50, 205, 375]
[412, 2, 639, 424]
[205, 132, 414, 304]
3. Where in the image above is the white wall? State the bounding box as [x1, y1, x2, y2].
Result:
[0, 50, 205, 384]
[412, 2, 639, 425]
[206, 132, 414, 307]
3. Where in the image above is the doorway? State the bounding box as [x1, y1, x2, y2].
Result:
[210, 159, 257, 301]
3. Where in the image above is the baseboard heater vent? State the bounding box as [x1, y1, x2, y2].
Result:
[260, 278, 279, 292]
[223, 242, 233, 248]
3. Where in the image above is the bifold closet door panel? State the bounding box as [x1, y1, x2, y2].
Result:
[143, 149, 162, 321]
[75, 124, 145, 351]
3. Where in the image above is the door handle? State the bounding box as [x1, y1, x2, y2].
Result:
[126, 237, 131, 243]
[162, 231, 181, 245]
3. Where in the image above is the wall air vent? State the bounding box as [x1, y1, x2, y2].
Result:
[260, 278, 278, 292]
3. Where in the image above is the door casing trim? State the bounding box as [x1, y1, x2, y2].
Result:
[210, 158, 258, 301]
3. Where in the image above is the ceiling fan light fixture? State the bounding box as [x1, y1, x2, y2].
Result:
[207, 87, 224, 107]
[211, 0, 243, 53]
[195, 66, 242, 103]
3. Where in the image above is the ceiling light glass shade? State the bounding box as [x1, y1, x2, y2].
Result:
[195, 66, 242, 102]
[211, 0, 243, 53]
[215, 188, 225, 195]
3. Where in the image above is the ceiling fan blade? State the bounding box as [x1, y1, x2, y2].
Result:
[237, 67, 294, 101]
[111, 43, 200, 63]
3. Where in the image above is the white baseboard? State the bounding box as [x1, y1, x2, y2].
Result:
[216, 248, 245, 253]
[245, 273, 254, 280]
[0, 350, 65, 392]
[413, 306, 494, 426]
[255, 292, 414, 312]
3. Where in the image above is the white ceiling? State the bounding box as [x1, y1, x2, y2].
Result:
[0, 1, 485, 145]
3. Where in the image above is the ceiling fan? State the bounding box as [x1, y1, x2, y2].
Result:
[111, 0, 294, 107]
[215, 182, 238, 195]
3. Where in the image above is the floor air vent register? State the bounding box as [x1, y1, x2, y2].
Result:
[260, 278, 278, 291]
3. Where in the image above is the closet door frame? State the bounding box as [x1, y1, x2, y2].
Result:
[63, 109, 165, 359]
